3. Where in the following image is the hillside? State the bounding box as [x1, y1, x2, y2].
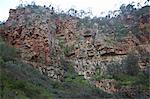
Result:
[0, 3, 150, 99]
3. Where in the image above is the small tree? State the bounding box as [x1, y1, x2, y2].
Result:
[67, 8, 77, 17]
[123, 53, 139, 76]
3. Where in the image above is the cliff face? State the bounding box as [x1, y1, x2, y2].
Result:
[0, 5, 150, 93]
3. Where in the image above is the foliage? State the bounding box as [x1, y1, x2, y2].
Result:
[115, 74, 138, 87]
[0, 40, 111, 99]
[122, 53, 139, 76]
[58, 41, 74, 56]
[0, 39, 18, 62]
[0, 60, 112, 99]
[136, 6, 150, 16]
[1, 2, 150, 99]
[105, 53, 140, 77]
[105, 54, 149, 89]
[61, 59, 90, 86]
[0, 74, 52, 99]
[92, 69, 103, 81]
[119, 4, 136, 14]
[97, 53, 149, 90]
[106, 62, 123, 77]
[0, 56, 4, 65]
[114, 72, 150, 89]
[64, 73, 89, 86]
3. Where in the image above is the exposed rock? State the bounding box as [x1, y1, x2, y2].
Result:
[94, 79, 117, 93]
[0, 5, 149, 93]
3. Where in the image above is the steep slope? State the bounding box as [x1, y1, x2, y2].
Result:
[0, 38, 113, 99]
[0, 4, 150, 98]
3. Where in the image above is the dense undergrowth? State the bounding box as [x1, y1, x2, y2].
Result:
[93, 53, 150, 89]
[0, 38, 112, 99]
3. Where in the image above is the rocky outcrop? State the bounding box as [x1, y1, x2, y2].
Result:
[94, 79, 117, 93]
[0, 5, 149, 93]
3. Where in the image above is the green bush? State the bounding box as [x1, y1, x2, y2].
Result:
[106, 62, 123, 78]
[0, 74, 52, 99]
[114, 72, 150, 89]
[2, 61, 54, 90]
[92, 69, 103, 81]
[0, 41, 18, 61]
[1, 60, 54, 99]
[135, 72, 150, 89]
[61, 59, 89, 86]
[106, 53, 139, 77]
[64, 74, 89, 86]
[0, 56, 4, 65]
[1, 58, 112, 99]
[115, 74, 137, 87]
[122, 53, 139, 76]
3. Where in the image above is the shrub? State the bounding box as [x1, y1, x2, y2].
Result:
[106, 53, 139, 78]
[92, 69, 103, 81]
[122, 53, 139, 76]
[135, 72, 150, 89]
[0, 56, 4, 65]
[115, 74, 137, 87]
[0, 41, 18, 61]
[0, 74, 52, 99]
[106, 62, 123, 77]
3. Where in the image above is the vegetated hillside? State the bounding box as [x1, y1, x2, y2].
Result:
[0, 38, 113, 99]
[0, 3, 150, 99]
